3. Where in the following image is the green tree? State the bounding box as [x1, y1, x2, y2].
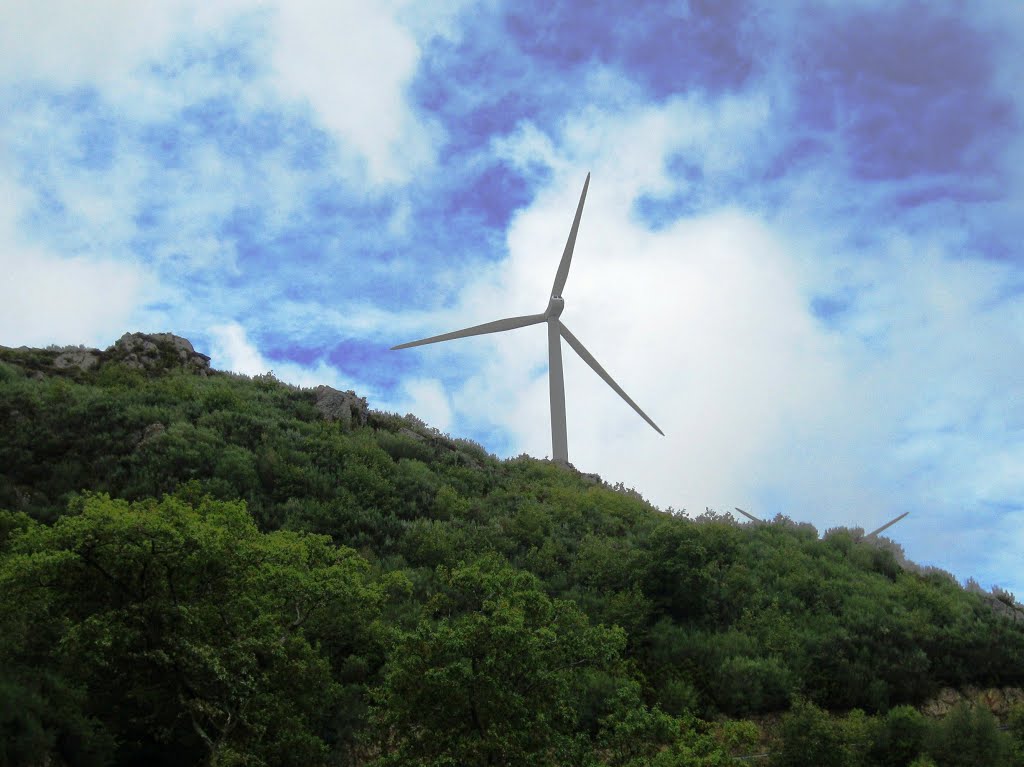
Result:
[771, 696, 843, 767]
[642, 712, 759, 767]
[714, 654, 794, 716]
[368, 554, 627, 766]
[922, 702, 1013, 767]
[869, 705, 927, 767]
[0, 492, 384, 766]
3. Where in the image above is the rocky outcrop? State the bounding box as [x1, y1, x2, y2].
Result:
[314, 386, 368, 429]
[53, 348, 101, 371]
[1, 333, 212, 378]
[979, 592, 1024, 626]
[109, 332, 211, 376]
[919, 686, 1024, 720]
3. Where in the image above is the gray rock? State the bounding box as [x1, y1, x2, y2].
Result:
[109, 332, 211, 376]
[919, 686, 1024, 720]
[53, 349, 100, 371]
[137, 422, 166, 447]
[314, 386, 368, 429]
[981, 593, 1024, 625]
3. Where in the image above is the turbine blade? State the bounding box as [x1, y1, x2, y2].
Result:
[550, 173, 590, 298]
[391, 313, 546, 350]
[866, 511, 909, 538]
[559, 322, 664, 436]
[735, 507, 763, 524]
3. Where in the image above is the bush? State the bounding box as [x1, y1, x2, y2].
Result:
[923, 702, 1012, 767]
[771, 696, 843, 767]
[869, 705, 927, 767]
[714, 655, 794, 716]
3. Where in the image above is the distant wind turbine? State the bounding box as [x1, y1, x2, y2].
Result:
[733, 508, 910, 540]
[391, 173, 664, 464]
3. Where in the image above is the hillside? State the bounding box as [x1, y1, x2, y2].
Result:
[2, 332, 1023, 767]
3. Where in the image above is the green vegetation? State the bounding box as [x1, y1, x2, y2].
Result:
[1, 341, 1023, 766]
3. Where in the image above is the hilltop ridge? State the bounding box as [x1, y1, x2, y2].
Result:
[1, 331, 212, 378]
[6, 332, 1018, 623]
[2, 332, 1024, 766]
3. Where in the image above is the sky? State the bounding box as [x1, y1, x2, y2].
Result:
[1, 0, 1022, 598]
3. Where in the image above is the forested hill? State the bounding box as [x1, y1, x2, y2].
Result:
[2, 332, 1023, 767]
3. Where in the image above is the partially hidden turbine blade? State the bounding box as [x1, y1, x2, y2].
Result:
[391, 313, 547, 350]
[866, 511, 909, 538]
[559, 321, 664, 436]
[735, 507, 762, 524]
[550, 173, 590, 299]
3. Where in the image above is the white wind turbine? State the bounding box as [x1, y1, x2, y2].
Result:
[391, 173, 663, 464]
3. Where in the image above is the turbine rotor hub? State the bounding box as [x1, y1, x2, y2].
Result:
[546, 296, 565, 318]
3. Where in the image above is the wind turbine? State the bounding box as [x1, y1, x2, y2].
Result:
[734, 507, 911, 541]
[391, 173, 663, 464]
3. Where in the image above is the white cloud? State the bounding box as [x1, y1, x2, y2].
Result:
[0, 246, 151, 349]
[0, 179, 156, 348]
[208, 322, 268, 375]
[0, 1, 254, 123]
[206, 320, 375, 397]
[382, 377, 454, 432]
[0, 1, 185, 86]
[265, 0, 442, 185]
[0, 0, 442, 186]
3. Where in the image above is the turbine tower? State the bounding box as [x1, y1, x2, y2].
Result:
[391, 173, 663, 464]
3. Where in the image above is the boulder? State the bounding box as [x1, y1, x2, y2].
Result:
[314, 386, 368, 429]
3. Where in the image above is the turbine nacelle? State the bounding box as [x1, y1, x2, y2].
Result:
[545, 296, 565, 318]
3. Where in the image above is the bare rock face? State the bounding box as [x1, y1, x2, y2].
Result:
[1, 333, 212, 379]
[53, 348, 101, 371]
[919, 686, 1024, 719]
[980, 593, 1024, 625]
[109, 332, 211, 376]
[314, 386, 368, 429]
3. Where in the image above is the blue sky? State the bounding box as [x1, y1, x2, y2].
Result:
[1, 0, 1022, 598]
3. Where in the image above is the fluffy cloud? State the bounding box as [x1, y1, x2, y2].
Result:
[207, 321, 369, 394]
[267, 0, 442, 185]
[0, 0, 443, 185]
[0, 179, 156, 348]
